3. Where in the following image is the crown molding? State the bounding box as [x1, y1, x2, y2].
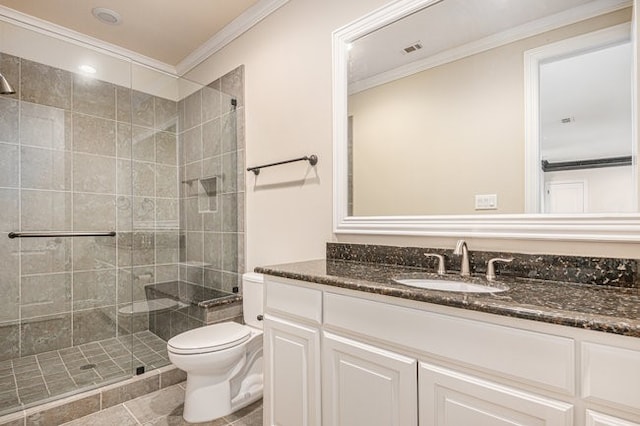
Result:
[0, 0, 290, 77]
[0, 5, 176, 74]
[176, 0, 290, 76]
[349, 0, 632, 94]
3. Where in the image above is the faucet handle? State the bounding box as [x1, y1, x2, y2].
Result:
[486, 257, 514, 281]
[424, 253, 446, 275]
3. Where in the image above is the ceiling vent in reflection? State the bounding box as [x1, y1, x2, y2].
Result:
[402, 42, 423, 54]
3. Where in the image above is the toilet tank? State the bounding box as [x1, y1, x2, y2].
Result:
[242, 272, 264, 329]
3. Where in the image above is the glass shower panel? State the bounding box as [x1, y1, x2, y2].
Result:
[0, 20, 134, 414]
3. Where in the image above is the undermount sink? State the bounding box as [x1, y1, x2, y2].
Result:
[393, 278, 507, 293]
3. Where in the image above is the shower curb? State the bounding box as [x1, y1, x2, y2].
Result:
[0, 365, 185, 426]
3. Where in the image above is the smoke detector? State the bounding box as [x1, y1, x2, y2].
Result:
[92, 7, 122, 25]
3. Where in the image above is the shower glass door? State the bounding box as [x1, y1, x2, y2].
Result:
[0, 19, 135, 414]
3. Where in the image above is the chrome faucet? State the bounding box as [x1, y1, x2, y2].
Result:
[453, 240, 470, 277]
[424, 253, 446, 275]
[486, 257, 514, 281]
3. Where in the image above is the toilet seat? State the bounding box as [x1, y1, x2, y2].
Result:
[168, 322, 251, 355]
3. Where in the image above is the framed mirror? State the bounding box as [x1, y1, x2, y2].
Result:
[333, 0, 640, 241]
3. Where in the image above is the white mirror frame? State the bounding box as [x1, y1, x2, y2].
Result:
[333, 0, 640, 242]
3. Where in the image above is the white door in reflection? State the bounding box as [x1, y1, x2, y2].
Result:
[538, 32, 633, 214]
[545, 180, 585, 214]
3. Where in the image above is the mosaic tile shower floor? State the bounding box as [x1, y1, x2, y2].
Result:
[0, 331, 169, 415]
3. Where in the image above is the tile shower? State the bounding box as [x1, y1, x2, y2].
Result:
[0, 50, 245, 416]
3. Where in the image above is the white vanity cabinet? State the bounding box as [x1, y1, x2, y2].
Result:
[263, 279, 322, 426]
[419, 362, 572, 426]
[323, 332, 417, 426]
[262, 275, 640, 426]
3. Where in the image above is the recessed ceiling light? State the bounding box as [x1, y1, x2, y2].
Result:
[92, 7, 122, 25]
[79, 65, 97, 74]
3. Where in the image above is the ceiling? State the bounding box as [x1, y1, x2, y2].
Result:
[0, 0, 261, 66]
[348, 0, 629, 84]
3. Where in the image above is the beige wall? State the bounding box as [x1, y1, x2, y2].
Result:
[185, 0, 640, 268]
[349, 9, 631, 216]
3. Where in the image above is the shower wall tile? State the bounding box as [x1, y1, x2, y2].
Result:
[132, 126, 155, 162]
[117, 196, 133, 232]
[202, 85, 221, 122]
[156, 165, 177, 198]
[156, 232, 180, 264]
[116, 86, 132, 123]
[21, 190, 71, 231]
[131, 90, 154, 128]
[0, 238, 19, 323]
[202, 119, 221, 158]
[132, 232, 155, 267]
[72, 237, 116, 271]
[73, 153, 116, 194]
[183, 90, 202, 130]
[73, 76, 116, 120]
[19, 102, 68, 150]
[117, 159, 132, 195]
[182, 126, 202, 164]
[203, 210, 222, 232]
[155, 97, 177, 132]
[222, 233, 238, 273]
[155, 198, 178, 223]
[222, 194, 238, 232]
[20, 59, 72, 110]
[221, 111, 237, 154]
[132, 197, 155, 225]
[185, 232, 203, 263]
[73, 270, 117, 310]
[221, 151, 238, 193]
[20, 146, 71, 190]
[73, 193, 116, 231]
[20, 238, 71, 275]
[73, 113, 116, 156]
[117, 123, 132, 159]
[72, 307, 117, 345]
[20, 314, 72, 356]
[0, 143, 18, 187]
[221, 65, 244, 109]
[155, 264, 179, 282]
[0, 98, 18, 144]
[133, 161, 155, 197]
[0, 324, 19, 362]
[203, 233, 222, 270]
[155, 132, 177, 165]
[184, 198, 202, 230]
[21, 272, 71, 319]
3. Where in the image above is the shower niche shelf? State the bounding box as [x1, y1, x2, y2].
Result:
[196, 176, 218, 213]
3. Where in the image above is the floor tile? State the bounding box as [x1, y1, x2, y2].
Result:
[62, 404, 138, 426]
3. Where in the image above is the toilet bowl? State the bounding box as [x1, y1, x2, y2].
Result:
[167, 272, 264, 423]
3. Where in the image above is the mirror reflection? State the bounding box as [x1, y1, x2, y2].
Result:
[347, 0, 635, 216]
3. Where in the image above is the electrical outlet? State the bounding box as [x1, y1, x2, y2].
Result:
[475, 194, 497, 210]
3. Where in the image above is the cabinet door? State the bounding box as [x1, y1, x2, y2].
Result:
[419, 362, 573, 426]
[264, 315, 321, 426]
[323, 332, 417, 426]
[586, 410, 640, 426]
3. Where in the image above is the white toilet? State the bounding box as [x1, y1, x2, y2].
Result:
[167, 272, 264, 423]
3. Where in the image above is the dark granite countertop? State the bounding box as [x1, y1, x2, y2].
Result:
[255, 259, 640, 338]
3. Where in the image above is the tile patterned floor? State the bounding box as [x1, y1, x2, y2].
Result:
[60, 383, 263, 426]
[0, 331, 170, 415]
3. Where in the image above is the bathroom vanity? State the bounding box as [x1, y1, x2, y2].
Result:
[256, 256, 640, 426]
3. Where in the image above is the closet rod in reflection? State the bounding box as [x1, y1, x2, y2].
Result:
[8, 231, 116, 239]
[247, 154, 318, 175]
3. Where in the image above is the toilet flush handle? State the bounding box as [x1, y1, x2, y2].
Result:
[257, 315, 264, 321]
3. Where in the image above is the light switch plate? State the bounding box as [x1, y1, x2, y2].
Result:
[475, 194, 497, 210]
